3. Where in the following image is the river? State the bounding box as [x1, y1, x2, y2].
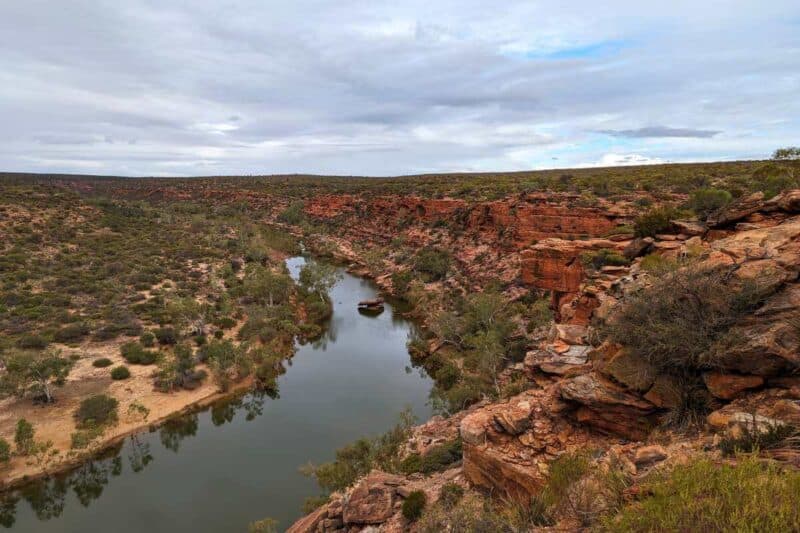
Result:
[2, 257, 435, 532]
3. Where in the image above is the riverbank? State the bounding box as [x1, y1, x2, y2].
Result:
[0, 340, 257, 491]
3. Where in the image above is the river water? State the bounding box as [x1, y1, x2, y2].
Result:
[3, 257, 434, 532]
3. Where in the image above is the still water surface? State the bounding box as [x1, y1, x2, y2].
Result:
[4, 257, 434, 532]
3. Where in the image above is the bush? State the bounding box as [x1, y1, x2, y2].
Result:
[719, 420, 799, 456]
[400, 439, 462, 474]
[0, 438, 10, 465]
[154, 327, 177, 345]
[110, 365, 131, 380]
[439, 483, 465, 508]
[92, 358, 113, 368]
[139, 331, 156, 347]
[602, 455, 800, 531]
[391, 270, 414, 296]
[402, 490, 427, 521]
[605, 266, 770, 374]
[74, 394, 119, 428]
[687, 188, 732, 219]
[277, 201, 306, 225]
[413, 247, 451, 281]
[14, 418, 34, 455]
[53, 323, 89, 343]
[581, 249, 630, 271]
[633, 207, 680, 238]
[17, 334, 48, 350]
[120, 341, 158, 365]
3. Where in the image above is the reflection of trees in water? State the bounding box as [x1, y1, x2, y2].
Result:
[159, 414, 199, 452]
[211, 390, 271, 426]
[19, 477, 68, 521]
[310, 315, 338, 350]
[128, 435, 153, 473]
[0, 495, 18, 528]
[0, 384, 281, 528]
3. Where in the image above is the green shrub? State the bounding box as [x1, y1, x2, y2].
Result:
[391, 270, 414, 296]
[400, 439, 462, 474]
[633, 207, 680, 238]
[139, 331, 156, 347]
[719, 420, 799, 456]
[603, 455, 800, 532]
[438, 483, 464, 508]
[581, 249, 630, 271]
[154, 327, 177, 345]
[752, 163, 797, 199]
[277, 201, 306, 225]
[687, 187, 732, 219]
[14, 418, 34, 455]
[417, 492, 507, 532]
[0, 438, 10, 465]
[74, 394, 119, 428]
[17, 334, 48, 350]
[92, 358, 113, 368]
[413, 247, 451, 281]
[605, 266, 770, 374]
[433, 360, 461, 390]
[402, 490, 427, 521]
[110, 365, 131, 380]
[120, 341, 158, 365]
[53, 323, 89, 343]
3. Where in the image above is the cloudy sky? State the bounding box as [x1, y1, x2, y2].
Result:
[1, 1, 798, 176]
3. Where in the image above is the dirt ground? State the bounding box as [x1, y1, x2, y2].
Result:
[0, 339, 238, 489]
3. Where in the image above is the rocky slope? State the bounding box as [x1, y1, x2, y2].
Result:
[287, 189, 800, 532]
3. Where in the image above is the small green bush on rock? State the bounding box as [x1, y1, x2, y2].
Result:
[402, 490, 427, 521]
[92, 358, 113, 368]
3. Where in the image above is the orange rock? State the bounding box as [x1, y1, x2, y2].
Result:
[702, 372, 764, 400]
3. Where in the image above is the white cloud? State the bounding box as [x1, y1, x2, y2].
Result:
[0, 0, 798, 176]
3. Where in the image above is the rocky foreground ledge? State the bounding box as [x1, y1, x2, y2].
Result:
[287, 189, 800, 532]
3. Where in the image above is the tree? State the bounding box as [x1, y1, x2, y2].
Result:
[0, 350, 72, 403]
[14, 419, 34, 455]
[299, 261, 341, 302]
[0, 438, 10, 466]
[772, 146, 800, 161]
[243, 265, 292, 306]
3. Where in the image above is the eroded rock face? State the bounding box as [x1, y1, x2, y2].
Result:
[342, 471, 404, 525]
[559, 373, 657, 440]
[460, 389, 609, 502]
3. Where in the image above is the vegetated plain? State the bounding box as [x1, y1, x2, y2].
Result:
[0, 153, 799, 532]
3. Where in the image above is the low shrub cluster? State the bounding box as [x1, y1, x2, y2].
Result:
[400, 438, 462, 474]
[602, 455, 800, 531]
[74, 394, 119, 428]
[120, 341, 158, 365]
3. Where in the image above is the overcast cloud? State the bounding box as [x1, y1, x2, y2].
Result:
[1, 1, 798, 176]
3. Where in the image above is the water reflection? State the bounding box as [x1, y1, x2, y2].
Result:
[2, 257, 435, 532]
[0, 389, 273, 528]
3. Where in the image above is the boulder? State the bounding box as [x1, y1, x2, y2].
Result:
[623, 237, 654, 260]
[633, 445, 668, 467]
[672, 219, 706, 236]
[599, 349, 657, 393]
[702, 372, 764, 400]
[342, 471, 403, 525]
[560, 373, 657, 440]
[525, 345, 591, 376]
[493, 399, 534, 435]
[643, 374, 683, 409]
[707, 191, 765, 228]
[286, 505, 327, 533]
[552, 324, 589, 345]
